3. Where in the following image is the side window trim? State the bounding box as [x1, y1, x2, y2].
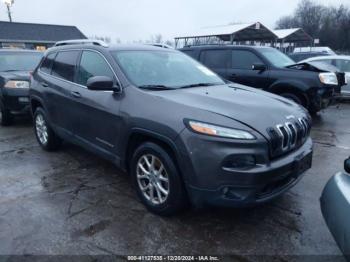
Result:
[38, 48, 122, 89]
[74, 50, 83, 84]
[76, 50, 116, 88]
[39, 52, 57, 75]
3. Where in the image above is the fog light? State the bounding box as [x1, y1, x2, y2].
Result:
[223, 155, 256, 170]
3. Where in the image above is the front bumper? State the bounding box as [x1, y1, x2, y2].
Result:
[176, 129, 313, 207]
[309, 85, 335, 112]
[0, 87, 30, 114]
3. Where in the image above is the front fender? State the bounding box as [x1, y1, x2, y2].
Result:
[269, 80, 311, 93]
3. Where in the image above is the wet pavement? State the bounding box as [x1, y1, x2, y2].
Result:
[0, 103, 350, 259]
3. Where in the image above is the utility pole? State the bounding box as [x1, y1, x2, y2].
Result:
[3, 0, 14, 22]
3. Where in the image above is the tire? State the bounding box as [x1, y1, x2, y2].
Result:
[130, 142, 188, 216]
[280, 93, 303, 106]
[0, 102, 13, 126]
[33, 107, 62, 151]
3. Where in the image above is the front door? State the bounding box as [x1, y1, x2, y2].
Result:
[70, 50, 122, 155]
[228, 49, 270, 89]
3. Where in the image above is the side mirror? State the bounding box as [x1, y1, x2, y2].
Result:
[345, 158, 350, 173]
[252, 63, 267, 71]
[87, 76, 120, 92]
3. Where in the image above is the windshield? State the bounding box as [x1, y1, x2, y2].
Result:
[0, 52, 43, 72]
[259, 48, 295, 68]
[111, 50, 225, 89]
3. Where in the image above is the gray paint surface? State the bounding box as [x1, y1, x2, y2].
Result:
[0, 103, 349, 259]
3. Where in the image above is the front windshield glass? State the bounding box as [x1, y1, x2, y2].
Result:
[259, 48, 295, 68]
[0, 52, 43, 72]
[111, 50, 225, 88]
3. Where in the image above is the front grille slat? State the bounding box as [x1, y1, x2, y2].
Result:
[268, 116, 311, 159]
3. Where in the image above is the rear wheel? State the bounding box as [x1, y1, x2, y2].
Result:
[34, 107, 62, 151]
[0, 102, 13, 126]
[130, 142, 188, 216]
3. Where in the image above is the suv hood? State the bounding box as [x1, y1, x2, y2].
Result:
[154, 84, 307, 138]
[286, 61, 340, 73]
[0, 71, 31, 81]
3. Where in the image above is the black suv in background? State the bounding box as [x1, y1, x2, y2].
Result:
[0, 49, 42, 125]
[30, 42, 312, 215]
[180, 45, 343, 113]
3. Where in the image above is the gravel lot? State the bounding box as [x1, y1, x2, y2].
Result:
[0, 103, 349, 260]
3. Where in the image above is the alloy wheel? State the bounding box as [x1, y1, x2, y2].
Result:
[136, 154, 170, 205]
[35, 114, 48, 145]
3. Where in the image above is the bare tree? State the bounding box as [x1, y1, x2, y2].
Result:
[276, 0, 350, 52]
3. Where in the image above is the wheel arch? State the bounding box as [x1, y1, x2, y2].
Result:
[30, 96, 45, 115]
[269, 81, 310, 108]
[123, 128, 183, 175]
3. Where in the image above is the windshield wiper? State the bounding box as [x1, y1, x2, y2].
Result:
[2, 70, 20, 72]
[138, 85, 173, 90]
[178, 83, 220, 89]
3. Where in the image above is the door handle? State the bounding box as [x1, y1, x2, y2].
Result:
[71, 91, 82, 98]
[231, 73, 237, 78]
[41, 82, 49, 87]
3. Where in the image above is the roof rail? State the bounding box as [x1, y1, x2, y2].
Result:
[146, 43, 174, 49]
[54, 39, 109, 48]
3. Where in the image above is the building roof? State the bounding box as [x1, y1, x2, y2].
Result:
[273, 28, 313, 42]
[0, 21, 87, 43]
[175, 22, 277, 42]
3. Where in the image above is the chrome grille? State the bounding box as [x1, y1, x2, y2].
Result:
[268, 117, 311, 158]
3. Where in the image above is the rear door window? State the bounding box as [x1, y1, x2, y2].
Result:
[232, 50, 263, 69]
[51, 50, 80, 82]
[200, 50, 230, 69]
[40, 52, 56, 74]
[76, 51, 115, 86]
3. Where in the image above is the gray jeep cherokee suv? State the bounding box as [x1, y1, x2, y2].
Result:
[30, 41, 313, 215]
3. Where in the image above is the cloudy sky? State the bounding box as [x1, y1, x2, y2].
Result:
[4, 0, 349, 42]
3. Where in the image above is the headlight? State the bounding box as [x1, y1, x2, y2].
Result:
[187, 120, 256, 140]
[319, 73, 338, 86]
[4, 80, 30, 89]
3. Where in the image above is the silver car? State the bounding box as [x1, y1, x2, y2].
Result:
[321, 158, 350, 259]
[301, 55, 350, 98]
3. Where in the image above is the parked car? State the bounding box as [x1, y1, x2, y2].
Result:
[288, 52, 331, 63]
[300, 55, 350, 98]
[321, 157, 350, 259]
[30, 41, 313, 216]
[0, 49, 42, 126]
[293, 46, 336, 55]
[180, 45, 345, 113]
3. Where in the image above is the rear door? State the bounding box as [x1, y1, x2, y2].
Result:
[228, 49, 270, 89]
[39, 50, 80, 134]
[70, 50, 122, 155]
[199, 49, 230, 79]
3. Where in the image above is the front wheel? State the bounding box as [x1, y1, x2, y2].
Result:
[130, 142, 188, 216]
[34, 108, 62, 151]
